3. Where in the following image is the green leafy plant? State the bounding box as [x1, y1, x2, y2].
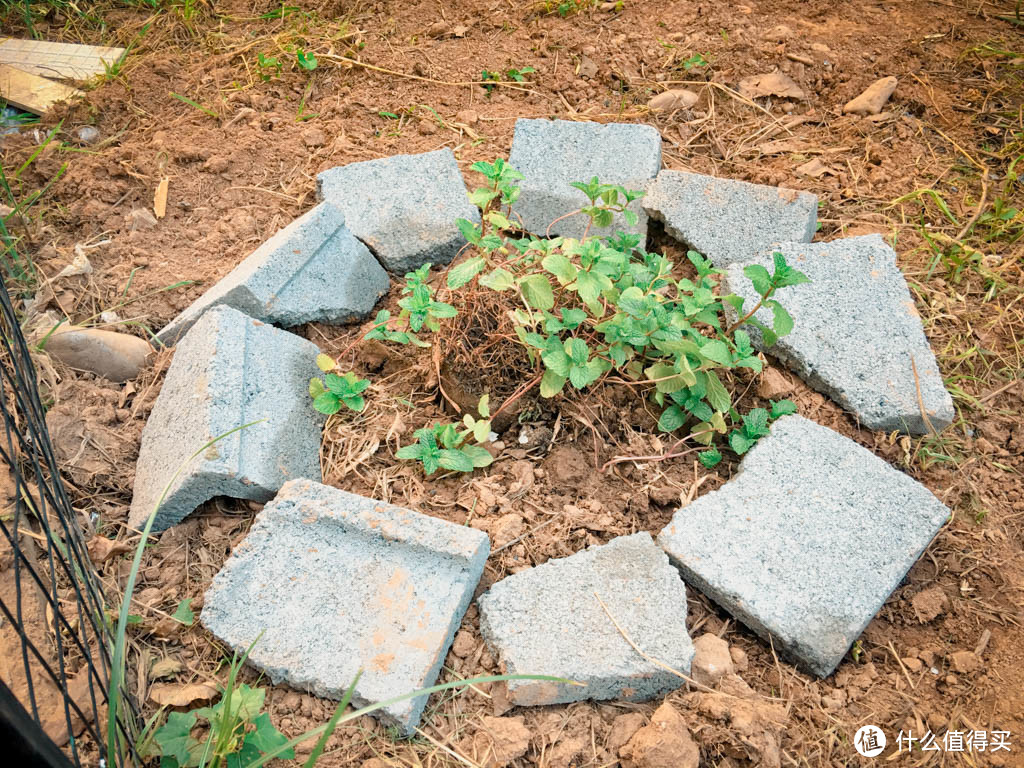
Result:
[681, 52, 709, 70]
[296, 49, 318, 71]
[309, 354, 369, 415]
[306, 159, 808, 474]
[256, 53, 282, 80]
[506, 66, 536, 82]
[395, 396, 494, 474]
[148, 641, 293, 768]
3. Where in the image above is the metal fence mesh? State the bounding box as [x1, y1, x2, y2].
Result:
[0, 276, 138, 767]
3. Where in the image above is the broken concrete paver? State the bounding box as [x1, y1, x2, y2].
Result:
[129, 306, 323, 531]
[507, 119, 662, 239]
[157, 202, 388, 345]
[722, 234, 954, 434]
[316, 148, 479, 274]
[658, 415, 950, 677]
[478, 532, 693, 706]
[643, 170, 817, 267]
[201, 478, 489, 734]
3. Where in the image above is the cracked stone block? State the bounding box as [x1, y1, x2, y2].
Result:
[201, 478, 489, 734]
[643, 169, 818, 267]
[316, 149, 480, 274]
[658, 415, 949, 677]
[157, 202, 388, 345]
[507, 119, 662, 240]
[129, 306, 323, 532]
[478, 533, 693, 706]
[723, 234, 954, 434]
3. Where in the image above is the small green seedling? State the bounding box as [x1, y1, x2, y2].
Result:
[256, 53, 282, 80]
[148, 641, 293, 768]
[296, 49, 317, 71]
[506, 66, 536, 82]
[395, 398, 494, 475]
[309, 354, 370, 415]
[398, 263, 457, 332]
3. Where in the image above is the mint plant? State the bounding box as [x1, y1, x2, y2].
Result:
[307, 159, 809, 473]
[309, 353, 369, 415]
[395, 397, 494, 474]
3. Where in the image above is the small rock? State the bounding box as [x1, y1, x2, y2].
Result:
[911, 586, 949, 623]
[302, 126, 326, 148]
[578, 55, 599, 79]
[902, 657, 922, 673]
[45, 326, 151, 382]
[843, 76, 898, 116]
[607, 712, 647, 753]
[490, 514, 524, 549]
[691, 633, 734, 687]
[647, 89, 699, 111]
[738, 71, 805, 100]
[456, 109, 479, 125]
[74, 125, 100, 144]
[729, 645, 749, 672]
[130, 207, 158, 231]
[757, 367, 791, 400]
[451, 629, 476, 659]
[949, 650, 981, 674]
[620, 702, 699, 768]
[425, 20, 448, 37]
[467, 716, 531, 767]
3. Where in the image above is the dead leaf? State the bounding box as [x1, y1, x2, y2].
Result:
[153, 176, 169, 218]
[796, 157, 839, 178]
[150, 657, 184, 681]
[738, 71, 805, 100]
[149, 681, 217, 708]
[86, 535, 131, 565]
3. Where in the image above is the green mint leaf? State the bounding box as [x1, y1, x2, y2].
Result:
[519, 274, 554, 311]
[447, 256, 486, 289]
[313, 392, 341, 415]
[480, 267, 516, 291]
[770, 399, 797, 418]
[699, 448, 723, 468]
[657, 405, 687, 432]
[743, 264, 772, 296]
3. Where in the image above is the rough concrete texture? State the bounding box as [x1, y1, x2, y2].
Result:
[129, 306, 323, 531]
[316, 149, 480, 274]
[201, 478, 489, 734]
[722, 234, 954, 434]
[658, 415, 950, 677]
[157, 202, 388, 345]
[477, 532, 694, 706]
[642, 170, 818, 267]
[507, 119, 662, 240]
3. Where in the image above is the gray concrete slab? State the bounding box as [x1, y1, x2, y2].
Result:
[478, 532, 693, 706]
[507, 119, 662, 240]
[658, 415, 949, 677]
[157, 202, 388, 345]
[201, 478, 489, 734]
[316, 149, 480, 273]
[722, 234, 954, 434]
[642, 170, 817, 267]
[129, 306, 323, 531]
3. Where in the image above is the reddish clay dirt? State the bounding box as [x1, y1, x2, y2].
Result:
[2, 0, 1022, 766]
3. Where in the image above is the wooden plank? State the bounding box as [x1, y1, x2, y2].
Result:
[0, 38, 125, 81]
[0, 64, 81, 114]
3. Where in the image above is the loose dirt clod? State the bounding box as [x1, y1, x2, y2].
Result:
[619, 702, 699, 768]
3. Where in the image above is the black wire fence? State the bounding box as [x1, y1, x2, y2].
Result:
[0, 276, 138, 767]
